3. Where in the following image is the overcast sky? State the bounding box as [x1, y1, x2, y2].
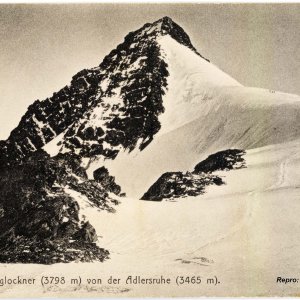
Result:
[0, 3, 299, 140]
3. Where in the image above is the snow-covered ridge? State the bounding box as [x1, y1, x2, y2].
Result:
[83, 29, 300, 199]
[157, 35, 241, 135]
[1, 16, 209, 166]
[1, 16, 300, 201]
[1, 15, 300, 273]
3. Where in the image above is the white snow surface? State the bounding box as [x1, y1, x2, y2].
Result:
[42, 130, 66, 156]
[157, 35, 242, 135]
[81, 139, 300, 296]
[2, 31, 300, 298]
[7, 139, 300, 297]
[88, 35, 300, 198]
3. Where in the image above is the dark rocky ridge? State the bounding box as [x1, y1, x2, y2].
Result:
[141, 149, 246, 201]
[0, 17, 209, 263]
[194, 149, 246, 173]
[0, 150, 121, 263]
[0, 16, 208, 167]
[0, 69, 101, 168]
[141, 172, 224, 201]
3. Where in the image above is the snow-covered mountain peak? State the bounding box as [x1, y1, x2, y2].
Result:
[2, 16, 298, 176]
[121, 16, 209, 61]
[1, 14, 300, 266]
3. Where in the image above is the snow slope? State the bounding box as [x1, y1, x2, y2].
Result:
[88, 35, 300, 198]
[3, 139, 299, 297]
[157, 35, 241, 135]
[1, 17, 300, 297]
[80, 139, 300, 296]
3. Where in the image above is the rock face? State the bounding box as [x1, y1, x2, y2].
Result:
[0, 150, 119, 263]
[194, 149, 246, 173]
[0, 16, 206, 263]
[141, 172, 224, 201]
[93, 167, 121, 195]
[141, 149, 246, 201]
[74, 221, 98, 243]
[0, 16, 208, 168]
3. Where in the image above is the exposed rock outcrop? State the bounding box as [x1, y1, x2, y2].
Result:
[194, 149, 246, 173]
[0, 17, 208, 167]
[141, 149, 246, 201]
[0, 150, 119, 263]
[93, 167, 122, 195]
[141, 172, 224, 201]
[0, 16, 210, 263]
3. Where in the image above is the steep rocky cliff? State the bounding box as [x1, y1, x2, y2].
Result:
[0, 16, 209, 263]
[0, 150, 122, 263]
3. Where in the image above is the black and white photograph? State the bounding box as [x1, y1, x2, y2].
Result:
[0, 2, 299, 297]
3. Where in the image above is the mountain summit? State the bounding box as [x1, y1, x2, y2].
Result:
[0, 17, 300, 263]
[0, 17, 209, 168]
[124, 16, 209, 60]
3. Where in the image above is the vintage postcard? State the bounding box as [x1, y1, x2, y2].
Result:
[0, 2, 299, 297]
